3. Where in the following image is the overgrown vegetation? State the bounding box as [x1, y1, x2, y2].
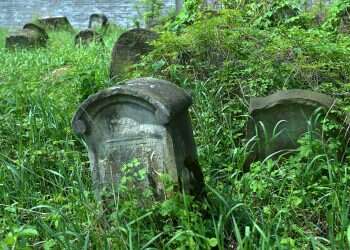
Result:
[1, 0, 350, 249]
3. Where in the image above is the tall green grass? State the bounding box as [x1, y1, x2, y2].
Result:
[0, 6, 350, 249]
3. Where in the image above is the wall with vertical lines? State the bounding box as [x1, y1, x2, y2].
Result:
[0, 0, 175, 29]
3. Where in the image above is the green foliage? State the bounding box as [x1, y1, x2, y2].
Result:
[1, 2, 350, 249]
[135, 0, 164, 28]
[323, 0, 350, 33]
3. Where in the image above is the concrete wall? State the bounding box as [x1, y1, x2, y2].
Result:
[0, 0, 175, 29]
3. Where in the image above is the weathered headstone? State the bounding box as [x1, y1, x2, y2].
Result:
[37, 16, 74, 32]
[338, 7, 350, 33]
[245, 89, 335, 166]
[74, 29, 104, 46]
[268, 4, 299, 26]
[88, 13, 109, 30]
[5, 23, 48, 49]
[72, 77, 204, 199]
[109, 28, 159, 80]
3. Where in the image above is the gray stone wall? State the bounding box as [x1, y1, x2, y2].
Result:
[0, 0, 175, 30]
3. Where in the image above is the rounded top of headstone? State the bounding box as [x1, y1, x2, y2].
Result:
[23, 23, 48, 40]
[110, 28, 159, 79]
[117, 28, 158, 47]
[37, 16, 74, 31]
[88, 13, 109, 28]
[74, 29, 103, 46]
[249, 89, 335, 113]
[72, 78, 192, 134]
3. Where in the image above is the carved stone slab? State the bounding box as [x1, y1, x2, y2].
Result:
[72, 77, 204, 199]
[5, 23, 48, 49]
[88, 14, 109, 30]
[37, 16, 74, 32]
[246, 89, 335, 166]
[75, 29, 103, 46]
[109, 28, 158, 80]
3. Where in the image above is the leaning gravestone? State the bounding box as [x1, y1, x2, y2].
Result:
[72, 77, 205, 200]
[338, 7, 350, 33]
[109, 28, 159, 80]
[88, 13, 109, 30]
[37, 16, 74, 32]
[245, 89, 335, 167]
[74, 29, 103, 46]
[6, 23, 48, 49]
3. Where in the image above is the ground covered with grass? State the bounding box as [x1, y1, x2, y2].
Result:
[1, 1, 350, 249]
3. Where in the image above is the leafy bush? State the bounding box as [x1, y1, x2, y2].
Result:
[1, 1, 350, 249]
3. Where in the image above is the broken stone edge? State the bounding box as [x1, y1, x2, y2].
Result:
[249, 89, 336, 113]
[72, 77, 192, 135]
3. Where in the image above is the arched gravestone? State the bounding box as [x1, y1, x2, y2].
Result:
[109, 28, 159, 80]
[245, 89, 335, 166]
[88, 14, 109, 30]
[37, 16, 74, 32]
[5, 23, 48, 49]
[72, 77, 204, 199]
[74, 29, 104, 46]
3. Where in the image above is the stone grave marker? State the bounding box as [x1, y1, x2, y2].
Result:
[88, 14, 109, 30]
[72, 77, 204, 199]
[245, 89, 335, 166]
[109, 28, 158, 80]
[6, 23, 48, 49]
[74, 29, 104, 46]
[338, 7, 350, 33]
[37, 16, 74, 32]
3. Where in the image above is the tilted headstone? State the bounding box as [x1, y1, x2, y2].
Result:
[5, 23, 48, 49]
[245, 89, 335, 166]
[268, 4, 299, 26]
[338, 7, 350, 33]
[72, 77, 205, 199]
[109, 28, 158, 80]
[37, 16, 74, 32]
[88, 13, 109, 30]
[74, 29, 104, 46]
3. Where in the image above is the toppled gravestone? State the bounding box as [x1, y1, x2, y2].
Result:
[6, 23, 48, 49]
[109, 28, 158, 80]
[88, 13, 109, 30]
[74, 29, 104, 46]
[72, 77, 205, 200]
[245, 89, 335, 167]
[37, 16, 74, 32]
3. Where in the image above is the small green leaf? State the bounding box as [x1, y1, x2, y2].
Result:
[208, 238, 218, 247]
[19, 228, 38, 237]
